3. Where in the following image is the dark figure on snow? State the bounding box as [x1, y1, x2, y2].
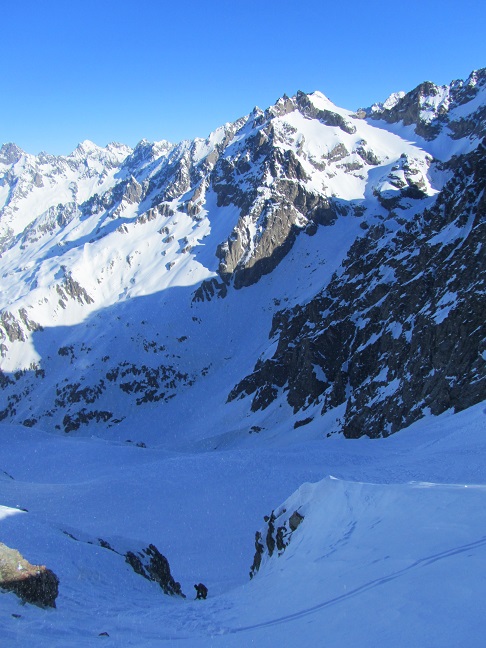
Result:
[194, 583, 208, 600]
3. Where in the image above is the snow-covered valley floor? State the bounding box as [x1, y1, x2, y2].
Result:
[1, 402, 486, 647]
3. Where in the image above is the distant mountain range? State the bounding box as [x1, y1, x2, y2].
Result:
[1, 68, 485, 441]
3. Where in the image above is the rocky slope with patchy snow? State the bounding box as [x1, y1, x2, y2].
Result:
[0, 68, 485, 440]
[230, 137, 485, 437]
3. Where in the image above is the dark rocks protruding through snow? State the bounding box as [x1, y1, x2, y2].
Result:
[125, 544, 185, 597]
[250, 508, 304, 578]
[0, 542, 59, 607]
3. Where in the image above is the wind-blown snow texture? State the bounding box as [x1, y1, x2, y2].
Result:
[0, 68, 485, 645]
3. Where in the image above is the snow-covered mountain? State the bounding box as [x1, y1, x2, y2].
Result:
[1, 68, 484, 442]
[1, 68, 485, 645]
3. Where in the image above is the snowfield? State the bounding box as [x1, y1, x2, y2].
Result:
[1, 401, 485, 646]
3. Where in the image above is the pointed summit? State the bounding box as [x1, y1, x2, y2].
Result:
[72, 139, 101, 156]
[0, 142, 24, 165]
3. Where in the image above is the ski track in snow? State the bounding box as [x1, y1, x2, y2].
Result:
[227, 535, 486, 635]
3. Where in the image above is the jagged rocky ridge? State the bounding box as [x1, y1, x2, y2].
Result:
[0, 68, 485, 439]
[229, 138, 485, 437]
[367, 68, 486, 141]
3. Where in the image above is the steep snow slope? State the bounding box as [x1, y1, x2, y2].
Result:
[0, 403, 485, 646]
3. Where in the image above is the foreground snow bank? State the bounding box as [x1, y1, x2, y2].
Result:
[0, 402, 485, 646]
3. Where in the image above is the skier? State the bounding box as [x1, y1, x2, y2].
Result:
[194, 583, 208, 600]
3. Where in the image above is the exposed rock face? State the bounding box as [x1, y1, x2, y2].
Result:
[229, 139, 486, 437]
[0, 143, 24, 165]
[125, 544, 185, 597]
[192, 277, 228, 302]
[1, 311, 26, 343]
[62, 532, 185, 599]
[295, 90, 357, 134]
[56, 274, 94, 308]
[0, 542, 59, 607]
[250, 508, 304, 579]
[212, 126, 342, 287]
[368, 68, 486, 141]
[371, 81, 446, 140]
[0, 309, 42, 347]
[123, 176, 143, 204]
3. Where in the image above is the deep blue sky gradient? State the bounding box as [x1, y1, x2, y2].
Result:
[2, 0, 485, 155]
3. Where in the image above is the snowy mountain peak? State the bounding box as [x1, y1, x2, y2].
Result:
[0, 67, 484, 444]
[72, 139, 101, 155]
[306, 89, 340, 110]
[371, 90, 406, 113]
[308, 90, 330, 101]
[368, 68, 486, 144]
[0, 142, 24, 166]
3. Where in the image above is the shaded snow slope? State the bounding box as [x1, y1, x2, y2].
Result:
[0, 403, 485, 646]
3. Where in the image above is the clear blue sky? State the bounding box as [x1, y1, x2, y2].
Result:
[2, 0, 485, 155]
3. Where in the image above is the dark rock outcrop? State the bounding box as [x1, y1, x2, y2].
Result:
[0, 542, 59, 607]
[192, 278, 228, 302]
[0, 143, 24, 165]
[56, 274, 94, 307]
[230, 139, 486, 438]
[125, 544, 185, 597]
[250, 508, 304, 579]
